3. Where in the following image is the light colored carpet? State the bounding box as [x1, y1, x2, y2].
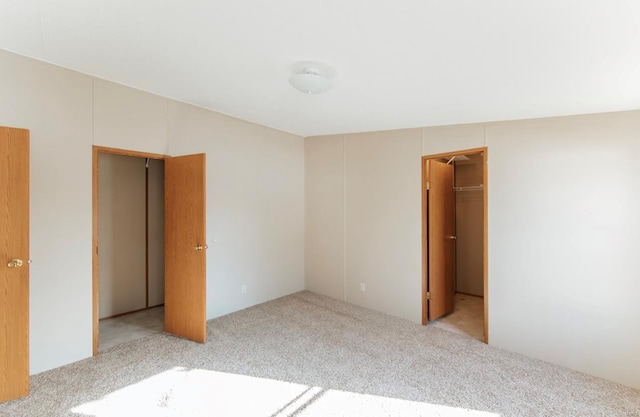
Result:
[99, 306, 164, 352]
[430, 293, 484, 341]
[1, 291, 638, 417]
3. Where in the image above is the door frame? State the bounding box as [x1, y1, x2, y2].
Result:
[421, 146, 489, 343]
[92, 145, 167, 355]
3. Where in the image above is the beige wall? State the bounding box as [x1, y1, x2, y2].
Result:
[168, 101, 305, 317]
[0, 50, 93, 374]
[305, 130, 423, 322]
[98, 153, 146, 318]
[0, 49, 305, 374]
[94, 78, 170, 154]
[305, 135, 345, 300]
[306, 111, 640, 389]
[345, 130, 423, 321]
[486, 112, 640, 390]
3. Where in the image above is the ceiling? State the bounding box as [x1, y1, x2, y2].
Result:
[1, 1, 639, 137]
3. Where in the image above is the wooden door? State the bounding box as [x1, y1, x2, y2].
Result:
[0, 126, 30, 402]
[164, 153, 207, 342]
[426, 159, 455, 321]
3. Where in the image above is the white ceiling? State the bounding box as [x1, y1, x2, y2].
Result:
[1, 0, 639, 137]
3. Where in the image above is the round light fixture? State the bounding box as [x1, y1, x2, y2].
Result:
[289, 67, 332, 95]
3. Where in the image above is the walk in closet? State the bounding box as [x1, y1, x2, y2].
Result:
[453, 154, 484, 297]
[423, 149, 486, 341]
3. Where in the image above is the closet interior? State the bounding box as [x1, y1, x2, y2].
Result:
[453, 153, 483, 298]
[97, 152, 165, 351]
[430, 152, 485, 341]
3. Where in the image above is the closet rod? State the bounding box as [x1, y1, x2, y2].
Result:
[454, 185, 484, 192]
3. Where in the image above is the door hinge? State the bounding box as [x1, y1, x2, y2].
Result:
[426, 292, 432, 300]
[425, 181, 431, 190]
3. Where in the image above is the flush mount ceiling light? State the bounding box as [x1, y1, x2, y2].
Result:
[289, 64, 333, 95]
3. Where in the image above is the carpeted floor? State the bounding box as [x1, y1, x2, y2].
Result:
[1, 291, 639, 417]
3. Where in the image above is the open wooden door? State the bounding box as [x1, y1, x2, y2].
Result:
[165, 153, 207, 343]
[0, 126, 30, 402]
[426, 159, 455, 321]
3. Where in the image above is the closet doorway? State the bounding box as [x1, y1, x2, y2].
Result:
[421, 147, 488, 343]
[92, 146, 207, 355]
[96, 150, 165, 352]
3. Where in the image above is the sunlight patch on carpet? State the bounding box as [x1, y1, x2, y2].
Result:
[70, 367, 500, 417]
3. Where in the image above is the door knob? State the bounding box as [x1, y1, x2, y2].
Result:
[194, 245, 208, 251]
[7, 259, 23, 268]
[445, 235, 457, 240]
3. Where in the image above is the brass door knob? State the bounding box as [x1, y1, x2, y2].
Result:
[7, 259, 23, 268]
[194, 245, 208, 251]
